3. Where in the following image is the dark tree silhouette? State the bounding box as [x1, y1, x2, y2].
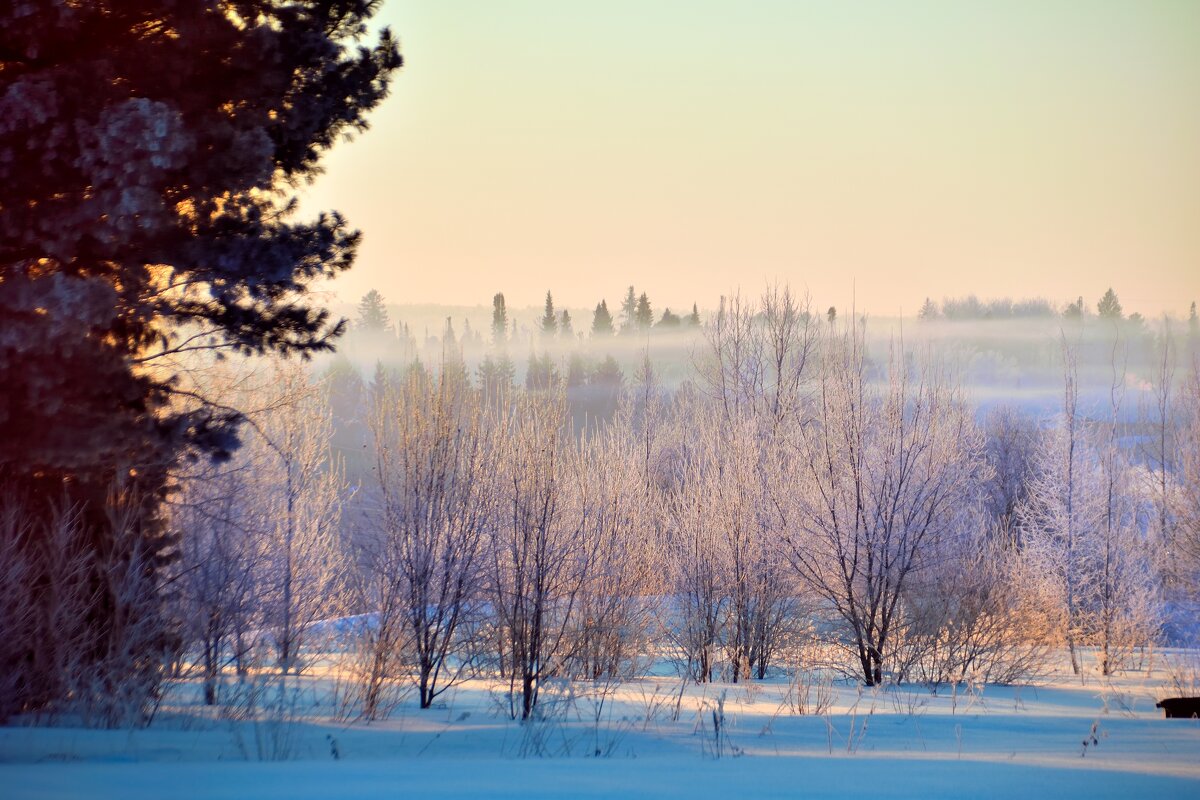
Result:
[541, 291, 558, 337]
[635, 292, 653, 331]
[357, 289, 391, 332]
[492, 292, 509, 346]
[619, 286, 638, 333]
[0, 0, 401, 719]
[592, 300, 615, 336]
[1097, 288, 1123, 320]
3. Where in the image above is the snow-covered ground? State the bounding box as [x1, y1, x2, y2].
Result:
[3, 651, 1199, 799]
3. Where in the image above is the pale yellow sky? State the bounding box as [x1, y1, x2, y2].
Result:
[300, 0, 1200, 317]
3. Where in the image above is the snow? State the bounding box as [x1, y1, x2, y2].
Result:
[3, 651, 1198, 799]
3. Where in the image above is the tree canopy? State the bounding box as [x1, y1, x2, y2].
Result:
[0, 0, 400, 486]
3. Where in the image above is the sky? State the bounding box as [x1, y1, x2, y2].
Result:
[299, 0, 1200, 318]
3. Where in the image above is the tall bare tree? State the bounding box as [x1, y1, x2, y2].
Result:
[782, 326, 984, 685]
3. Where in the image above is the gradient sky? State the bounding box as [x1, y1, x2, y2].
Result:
[299, 0, 1200, 317]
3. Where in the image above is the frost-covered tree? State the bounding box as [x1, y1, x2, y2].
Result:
[250, 365, 349, 675]
[489, 392, 598, 719]
[1018, 344, 1104, 675]
[783, 326, 983, 685]
[363, 363, 499, 709]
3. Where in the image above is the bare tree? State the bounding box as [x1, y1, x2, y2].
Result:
[782, 326, 984, 686]
[489, 391, 598, 719]
[981, 405, 1038, 536]
[564, 419, 657, 682]
[695, 285, 817, 426]
[174, 462, 261, 704]
[249, 364, 349, 675]
[1172, 362, 1200, 606]
[362, 361, 499, 709]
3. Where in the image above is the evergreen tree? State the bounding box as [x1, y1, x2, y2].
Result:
[589, 355, 624, 422]
[687, 303, 701, 326]
[478, 353, 515, 396]
[658, 308, 681, 328]
[619, 286, 638, 333]
[560, 309, 574, 338]
[541, 291, 558, 337]
[566, 352, 589, 388]
[1097, 288, 1123, 320]
[357, 289, 390, 332]
[918, 297, 939, 320]
[525, 351, 557, 391]
[1064, 296, 1085, 319]
[592, 300, 615, 336]
[0, 0, 401, 719]
[635, 292, 653, 331]
[492, 293, 509, 346]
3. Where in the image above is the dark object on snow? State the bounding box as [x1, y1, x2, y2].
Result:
[1156, 697, 1200, 718]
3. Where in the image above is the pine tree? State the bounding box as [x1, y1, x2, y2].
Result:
[0, 0, 401, 718]
[492, 293, 509, 346]
[658, 308, 681, 328]
[918, 297, 939, 320]
[619, 286, 638, 333]
[560, 309, 573, 338]
[687, 303, 701, 326]
[525, 351, 557, 391]
[1097, 288, 1123, 320]
[635, 292, 653, 331]
[357, 289, 390, 332]
[592, 300, 615, 336]
[541, 291, 558, 337]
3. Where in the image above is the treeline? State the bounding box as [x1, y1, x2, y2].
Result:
[917, 288, 1199, 326]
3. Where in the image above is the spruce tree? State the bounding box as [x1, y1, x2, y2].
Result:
[357, 289, 390, 332]
[592, 300, 615, 336]
[541, 291, 558, 337]
[492, 292, 508, 346]
[619, 286, 638, 333]
[1097, 288, 1123, 319]
[560, 309, 573, 338]
[687, 303, 701, 326]
[635, 292, 653, 331]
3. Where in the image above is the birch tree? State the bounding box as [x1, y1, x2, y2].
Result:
[363, 362, 499, 709]
[783, 326, 984, 685]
